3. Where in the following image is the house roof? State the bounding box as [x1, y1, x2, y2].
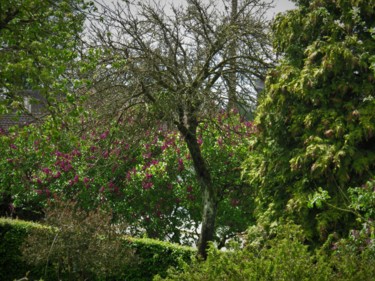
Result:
[0, 113, 45, 133]
[0, 90, 47, 133]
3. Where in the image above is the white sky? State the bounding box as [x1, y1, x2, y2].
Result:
[158, 0, 296, 18]
[268, 0, 296, 18]
[99, 0, 296, 18]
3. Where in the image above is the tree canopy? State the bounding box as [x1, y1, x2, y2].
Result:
[85, 0, 272, 258]
[0, 0, 90, 118]
[244, 0, 375, 241]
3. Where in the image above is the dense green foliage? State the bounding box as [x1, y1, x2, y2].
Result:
[0, 112, 254, 245]
[22, 200, 134, 281]
[0, 217, 194, 281]
[1, 0, 375, 278]
[244, 0, 375, 241]
[124, 237, 195, 281]
[0, 0, 91, 117]
[156, 221, 375, 281]
[0, 218, 49, 280]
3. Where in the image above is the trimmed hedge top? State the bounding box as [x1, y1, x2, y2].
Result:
[0, 217, 195, 281]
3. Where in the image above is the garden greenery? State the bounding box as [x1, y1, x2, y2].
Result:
[0, 216, 195, 281]
[0, 111, 255, 246]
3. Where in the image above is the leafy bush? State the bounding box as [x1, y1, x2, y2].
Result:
[156, 221, 375, 281]
[0, 216, 194, 280]
[0, 218, 51, 280]
[22, 199, 135, 281]
[155, 222, 332, 281]
[243, 0, 375, 241]
[1, 111, 255, 246]
[123, 237, 195, 281]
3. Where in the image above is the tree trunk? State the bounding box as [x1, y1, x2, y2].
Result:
[177, 120, 217, 259]
[228, 0, 238, 110]
[198, 185, 217, 259]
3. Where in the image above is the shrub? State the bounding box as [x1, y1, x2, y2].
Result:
[0, 216, 195, 280]
[0, 218, 50, 280]
[156, 221, 375, 281]
[155, 222, 332, 281]
[21, 199, 135, 281]
[123, 237, 195, 281]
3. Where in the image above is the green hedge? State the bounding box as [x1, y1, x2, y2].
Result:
[0, 218, 51, 280]
[122, 237, 195, 281]
[0, 218, 195, 281]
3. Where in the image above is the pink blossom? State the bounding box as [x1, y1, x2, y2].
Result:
[178, 158, 184, 171]
[217, 137, 223, 146]
[83, 177, 90, 184]
[10, 144, 17, 150]
[99, 186, 105, 193]
[126, 171, 132, 181]
[71, 148, 81, 157]
[8, 203, 14, 213]
[62, 163, 72, 172]
[156, 210, 162, 218]
[100, 130, 109, 139]
[142, 181, 153, 190]
[187, 194, 195, 201]
[69, 175, 79, 186]
[112, 165, 118, 173]
[57, 159, 73, 172]
[231, 107, 239, 114]
[231, 199, 240, 207]
[143, 152, 152, 159]
[42, 167, 51, 175]
[244, 121, 253, 128]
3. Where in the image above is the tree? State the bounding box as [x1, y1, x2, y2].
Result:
[86, 0, 272, 258]
[244, 0, 375, 242]
[228, 0, 238, 109]
[0, 0, 93, 218]
[0, 0, 91, 118]
[0, 111, 255, 246]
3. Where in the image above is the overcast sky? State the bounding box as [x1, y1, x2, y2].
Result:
[268, 0, 296, 18]
[99, 0, 296, 18]
[157, 0, 297, 18]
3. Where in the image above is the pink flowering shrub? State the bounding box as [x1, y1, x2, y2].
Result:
[0, 112, 256, 246]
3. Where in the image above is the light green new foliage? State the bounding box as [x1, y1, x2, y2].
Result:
[0, 0, 91, 117]
[243, 0, 375, 241]
[154, 222, 333, 281]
